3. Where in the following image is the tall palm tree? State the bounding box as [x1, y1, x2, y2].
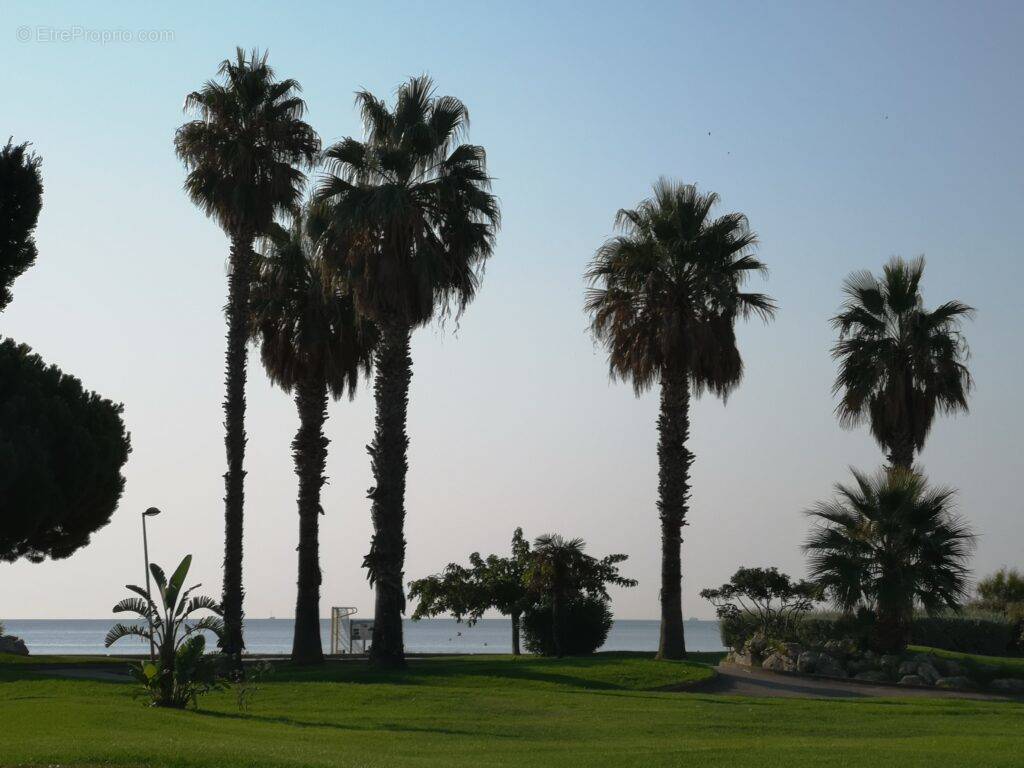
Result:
[832, 256, 974, 469]
[316, 76, 500, 667]
[250, 204, 377, 665]
[585, 180, 775, 660]
[174, 48, 320, 664]
[804, 467, 974, 652]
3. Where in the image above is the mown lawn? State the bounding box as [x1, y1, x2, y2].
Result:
[0, 652, 1022, 767]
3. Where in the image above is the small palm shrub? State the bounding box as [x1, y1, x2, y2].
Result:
[106, 555, 226, 708]
[523, 595, 613, 656]
[804, 467, 974, 653]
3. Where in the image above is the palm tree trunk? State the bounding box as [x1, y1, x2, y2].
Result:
[511, 611, 521, 656]
[366, 319, 412, 668]
[887, 438, 914, 471]
[657, 366, 691, 660]
[220, 229, 253, 669]
[552, 587, 565, 658]
[291, 375, 329, 665]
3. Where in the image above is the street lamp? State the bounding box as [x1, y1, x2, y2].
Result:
[142, 507, 161, 661]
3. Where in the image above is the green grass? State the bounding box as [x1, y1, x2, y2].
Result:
[0, 652, 1021, 767]
[911, 646, 1024, 682]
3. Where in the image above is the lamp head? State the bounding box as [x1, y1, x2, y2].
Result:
[143, 507, 162, 517]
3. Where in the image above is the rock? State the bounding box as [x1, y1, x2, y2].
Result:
[880, 654, 901, 674]
[935, 676, 973, 690]
[778, 642, 804, 659]
[727, 650, 755, 667]
[991, 678, 1024, 693]
[823, 639, 853, 658]
[854, 670, 889, 683]
[744, 634, 769, 661]
[813, 653, 848, 678]
[762, 652, 797, 673]
[847, 657, 880, 675]
[938, 659, 964, 677]
[0, 635, 28, 656]
[917, 662, 942, 686]
[899, 674, 926, 686]
[898, 660, 919, 677]
[797, 651, 821, 674]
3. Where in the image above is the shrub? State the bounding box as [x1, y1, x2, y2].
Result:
[523, 595, 613, 656]
[910, 614, 1019, 657]
[701, 567, 818, 644]
[976, 568, 1024, 612]
[106, 554, 226, 708]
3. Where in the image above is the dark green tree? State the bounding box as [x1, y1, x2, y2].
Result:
[250, 204, 377, 665]
[0, 339, 130, 563]
[804, 467, 974, 652]
[409, 527, 532, 654]
[174, 48, 319, 663]
[585, 180, 774, 659]
[316, 76, 500, 667]
[0, 138, 43, 313]
[832, 256, 973, 469]
[525, 534, 636, 658]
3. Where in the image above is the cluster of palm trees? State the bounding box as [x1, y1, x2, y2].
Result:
[804, 257, 975, 651]
[175, 47, 976, 669]
[175, 49, 498, 668]
[585, 192, 975, 657]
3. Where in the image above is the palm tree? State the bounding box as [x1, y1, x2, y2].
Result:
[525, 534, 636, 658]
[585, 180, 774, 660]
[832, 256, 974, 469]
[249, 204, 377, 665]
[316, 76, 500, 667]
[527, 535, 588, 658]
[804, 467, 974, 653]
[174, 48, 319, 664]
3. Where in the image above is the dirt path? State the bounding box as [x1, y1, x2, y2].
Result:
[702, 663, 1017, 701]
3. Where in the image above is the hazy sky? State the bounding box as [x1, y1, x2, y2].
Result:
[2, 1, 1022, 622]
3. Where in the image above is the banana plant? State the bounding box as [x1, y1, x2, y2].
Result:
[105, 554, 226, 707]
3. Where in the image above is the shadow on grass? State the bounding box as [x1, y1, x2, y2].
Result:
[193, 708, 512, 739]
[270, 652, 713, 692]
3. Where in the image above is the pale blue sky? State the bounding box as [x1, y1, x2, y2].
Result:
[2, 1, 1022, 620]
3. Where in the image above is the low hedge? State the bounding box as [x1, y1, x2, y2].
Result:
[721, 609, 1022, 656]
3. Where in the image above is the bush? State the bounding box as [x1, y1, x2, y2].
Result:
[910, 614, 1020, 657]
[721, 607, 1022, 657]
[701, 567, 818, 645]
[523, 595, 612, 656]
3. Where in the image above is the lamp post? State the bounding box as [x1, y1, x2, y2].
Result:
[142, 507, 161, 661]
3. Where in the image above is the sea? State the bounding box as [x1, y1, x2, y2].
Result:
[2, 618, 724, 656]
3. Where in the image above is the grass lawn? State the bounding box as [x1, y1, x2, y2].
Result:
[910, 646, 1024, 682]
[1, 652, 1022, 767]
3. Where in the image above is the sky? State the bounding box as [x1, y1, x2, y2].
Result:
[2, 0, 1022, 622]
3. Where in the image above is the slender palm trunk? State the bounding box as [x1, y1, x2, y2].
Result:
[888, 375, 916, 470]
[291, 375, 329, 665]
[511, 611, 521, 656]
[367, 319, 412, 668]
[220, 230, 253, 668]
[656, 365, 691, 660]
[551, 580, 566, 658]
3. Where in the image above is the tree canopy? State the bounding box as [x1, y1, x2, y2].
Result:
[0, 338, 131, 563]
[0, 138, 43, 313]
[831, 256, 973, 468]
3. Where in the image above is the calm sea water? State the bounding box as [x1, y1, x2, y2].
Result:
[3, 618, 724, 656]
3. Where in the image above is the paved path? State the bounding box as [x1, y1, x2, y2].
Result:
[702, 663, 1016, 701]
